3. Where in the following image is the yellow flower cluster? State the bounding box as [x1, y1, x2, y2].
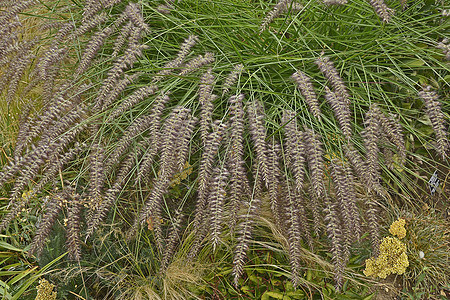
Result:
[389, 218, 406, 239]
[364, 237, 409, 279]
[35, 279, 57, 300]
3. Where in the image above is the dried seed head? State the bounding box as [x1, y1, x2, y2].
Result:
[179, 52, 215, 76]
[153, 35, 198, 82]
[324, 86, 352, 139]
[228, 94, 251, 231]
[260, 0, 303, 33]
[418, 85, 449, 159]
[125, 3, 150, 33]
[66, 194, 82, 261]
[222, 64, 244, 96]
[112, 21, 134, 57]
[199, 68, 216, 145]
[379, 113, 406, 165]
[324, 198, 345, 291]
[107, 85, 158, 122]
[369, 0, 394, 23]
[343, 143, 366, 180]
[285, 183, 303, 288]
[322, 0, 348, 5]
[303, 128, 325, 199]
[156, 4, 171, 14]
[76, 26, 115, 76]
[232, 195, 262, 287]
[291, 70, 321, 120]
[136, 92, 171, 184]
[210, 167, 229, 251]
[436, 39, 450, 61]
[247, 100, 270, 188]
[362, 104, 383, 192]
[315, 56, 350, 106]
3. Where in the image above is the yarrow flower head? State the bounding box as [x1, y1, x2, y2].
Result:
[389, 218, 406, 239]
[35, 278, 57, 300]
[364, 237, 409, 279]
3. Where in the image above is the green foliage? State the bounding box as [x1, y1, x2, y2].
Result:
[0, 235, 65, 300]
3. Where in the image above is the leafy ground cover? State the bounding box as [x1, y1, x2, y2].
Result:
[0, 0, 449, 299]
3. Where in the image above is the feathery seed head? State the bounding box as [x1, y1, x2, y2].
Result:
[418, 85, 449, 159]
[315, 56, 350, 106]
[304, 128, 325, 198]
[363, 104, 384, 191]
[436, 39, 450, 60]
[260, 0, 303, 33]
[222, 63, 244, 95]
[291, 70, 321, 120]
[322, 0, 348, 4]
[125, 3, 150, 33]
[369, 0, 394, 23]
[179, 52, 215, 76]
[324, 86, 352, 139]
[247, 100, 271, 188]
[153, 35, 199, 82]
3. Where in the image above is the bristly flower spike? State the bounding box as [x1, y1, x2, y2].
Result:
[29, 186, 74, 258]
[322, 0, 348, 4]
[436, 38, 450, 61]
[324, 86, 352, 140]
[369, 0, 394, 23]
[227, 94, 251, 231]
[210, 166, 229, 251]
[188, 121, 228, 259]
[179, 52, 215, 76]
[139, 107, 192, 253]
[153, 35, 198, 82]
[418, 85, 449, 159]
[362, 104, 383, 193]
[291, 70, 321, 120]
[136, 92, 171, 185]
[315, 56, 350, 106]
[125, 3, 150, 33]
[247, 100, 270, 188]
[232, 172, 263, 287]
[199, 68, 216, 145]
[75, 26, 115, 76]
[66, 194, 82, 261]
[284, 183, 302, 287]
[107, 85, 158, 122]
[222, 64, 244, 96]
[303, 127, 325, 199]
[324, 198, 345, 291]
[260, 0, 303, 33]
[112, 21, 134, 57]
[330, 159, 357, 260]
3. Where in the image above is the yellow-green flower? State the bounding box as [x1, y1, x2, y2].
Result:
[35, 279, 57, 300]
[389, 218, 406, 239]
[364, 237, 409, 279]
